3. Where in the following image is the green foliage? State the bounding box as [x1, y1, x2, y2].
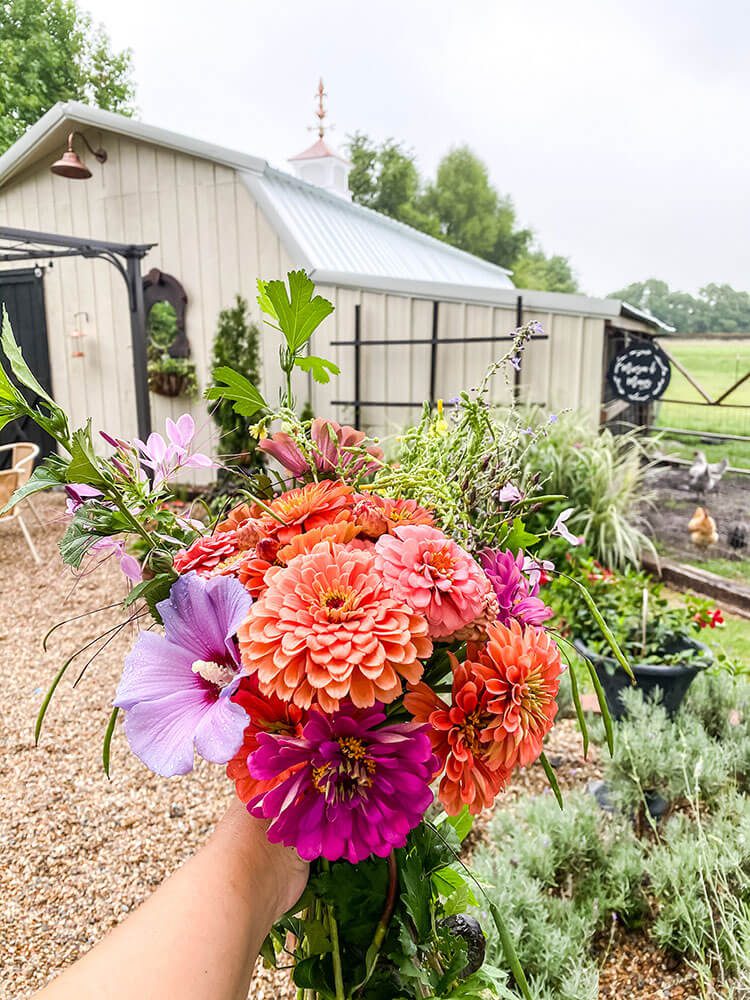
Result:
[146, 302, 198, 398]
[473, 793, 645, 999]
[522, 411, 656, 569]
[209, 295, 263, 462]
[0, 0, 135, 153]
[346, 134, 578, 291]
[609, 278, 750, 334]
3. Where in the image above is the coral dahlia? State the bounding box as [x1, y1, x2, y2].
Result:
[479, 619, 563, 770]
[239, 542, 432, 711]
[375, 525, 488, 639]
[405, 657, 509, 815]
[247, 702, 437, 862]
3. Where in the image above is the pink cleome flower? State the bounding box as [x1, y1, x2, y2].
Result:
[375, 525, 488, 639]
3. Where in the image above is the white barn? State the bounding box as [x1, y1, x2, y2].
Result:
[0, 102, 664, 465]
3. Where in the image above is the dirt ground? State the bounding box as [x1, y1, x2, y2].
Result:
[644, 464, 749, 566]
[0, 495, 701, 999]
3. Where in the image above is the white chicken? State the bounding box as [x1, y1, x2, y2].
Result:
[687, 450, 728, 495]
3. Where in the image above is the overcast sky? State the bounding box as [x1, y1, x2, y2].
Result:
[83, 0, 750, 297]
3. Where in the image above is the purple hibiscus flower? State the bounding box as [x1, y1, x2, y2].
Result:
[114, 572, 252, 777]
[480, 548, 554, 628]
[247, 703, 437, 863]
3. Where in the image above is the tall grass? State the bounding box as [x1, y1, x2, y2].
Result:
[522, 412, 656, 568]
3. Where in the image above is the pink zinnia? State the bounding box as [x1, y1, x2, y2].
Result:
[173, 531, 239, 576]
[479, 549, 553, 629]
[247, 702, 437, 862]
[375, 525, 488, 639]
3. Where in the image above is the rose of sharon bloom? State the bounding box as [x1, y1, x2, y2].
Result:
[173, 531, 239, 576]
[226, 675, 305, 804]
[239, 541, 432, 712]
[114, 572, 251, 776]
[375, 525, 488, 639]
[247, 702, 437, 862]
[405, 656, 510, 816]
[479, 548, 553, 629]
[478, 619, 563, 771]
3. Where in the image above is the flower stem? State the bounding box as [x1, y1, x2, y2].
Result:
[321, 860, 346, 1000]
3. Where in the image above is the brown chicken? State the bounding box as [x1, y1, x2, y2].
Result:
[688, 506, 718, 548]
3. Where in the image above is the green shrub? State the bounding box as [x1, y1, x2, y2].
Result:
[210, 295, 263, 466]
[522, 412, 655, 569]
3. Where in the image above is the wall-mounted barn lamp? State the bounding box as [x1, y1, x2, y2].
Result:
[50, 132, 108, 180]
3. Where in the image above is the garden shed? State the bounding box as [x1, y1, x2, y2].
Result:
[0, 102, 666, 468]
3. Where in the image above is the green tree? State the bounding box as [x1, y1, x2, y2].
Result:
[211, 295, 263, 466]
[608, 279, 750, 333]
[0, 0, 135, 153]
[513, 251, 579, 294]
[346, 132, 440, 235]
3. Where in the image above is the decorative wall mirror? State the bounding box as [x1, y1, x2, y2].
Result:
[143, 269, 197, 398]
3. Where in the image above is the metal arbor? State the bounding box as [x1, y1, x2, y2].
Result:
[0, 226, 154, 439]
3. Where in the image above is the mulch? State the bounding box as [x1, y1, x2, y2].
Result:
[0, 495, 704, 999]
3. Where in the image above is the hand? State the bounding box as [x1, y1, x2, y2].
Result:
[213, 797, 310, 921]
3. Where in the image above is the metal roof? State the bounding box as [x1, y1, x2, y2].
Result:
[244, 168, 514, 289]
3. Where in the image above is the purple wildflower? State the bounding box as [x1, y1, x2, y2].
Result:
[114, 572, 252, 776]
[247, 703, 437, 863]
[64, 483, 103, 514]
[134, 414, 214, 486]
[553, 508, 584, 547]
[479, 548, 554, 628]
[89, 537, 143, 582]
[495, 482, 523, 504]
[510, 354, 522, 372]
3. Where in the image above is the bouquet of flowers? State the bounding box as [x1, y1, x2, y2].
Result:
[0, 272, 630, 999]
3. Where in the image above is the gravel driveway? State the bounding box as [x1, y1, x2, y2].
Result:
[0, 495, 291, 999]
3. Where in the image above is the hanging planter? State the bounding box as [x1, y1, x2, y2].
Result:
[148, 364, 197, 398]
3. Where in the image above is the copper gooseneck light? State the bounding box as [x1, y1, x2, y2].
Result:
[50, 131, 108, 180]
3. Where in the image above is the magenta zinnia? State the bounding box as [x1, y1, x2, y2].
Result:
[246, 702, 437, 862]
[479, 548, 553, 628]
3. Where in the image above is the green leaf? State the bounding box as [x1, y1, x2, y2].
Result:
[256, 278, 278, 322]
[102, 707, 119, 777]
[0, 453, 67, 515]
[1, 307, 56, 408]
[398, 845, 432, 940]
[59, 518, 97, 568]
[205, 366, 267, 418]
[565, 649, 590, 758]
[292, 956, 336, 998]
[67, 422, 107, 486]
[584, 655, 615, 755]
[503, 517, 540, 553]
[567, 574, 635, 682]
[539, 751, 564, 809]
[303, 917, 332, 956]
[445, 807, 473, 843]
[123, 572, 175, 622]
[262, 270, 334, 353]
[294, 354, 341, 384]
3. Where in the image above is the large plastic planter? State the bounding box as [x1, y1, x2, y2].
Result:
[573, 636, 711, 720]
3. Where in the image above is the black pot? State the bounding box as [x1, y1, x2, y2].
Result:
[573, 636, 711, 720]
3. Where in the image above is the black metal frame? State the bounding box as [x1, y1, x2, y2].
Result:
[330, 294, 543, 426]
[0, 226, 155, 439]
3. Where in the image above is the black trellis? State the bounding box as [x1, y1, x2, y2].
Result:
[0, 226, 155, 439]
[330, 294, 545, 427]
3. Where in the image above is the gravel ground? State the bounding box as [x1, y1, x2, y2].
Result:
[0, 495, 702, 999]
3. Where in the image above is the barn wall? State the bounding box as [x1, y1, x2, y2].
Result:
[0, 130, 295, 479]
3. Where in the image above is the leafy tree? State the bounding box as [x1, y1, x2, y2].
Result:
[0, 0, 135, 153]
[210, 295, 263, 465]
[513, 251, 579, 294]
[346, 132, 440, 235]
[608, 279, 750, 333]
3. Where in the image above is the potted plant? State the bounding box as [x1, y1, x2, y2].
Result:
[550, 558, 715, 719]
[147, 300, 199, 399]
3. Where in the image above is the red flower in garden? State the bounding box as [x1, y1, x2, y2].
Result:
[173, 531, 239, 576]
[695, 607, 724, 629]
[405, 656, 509, 815]
[227, 676, 306, 804]
[478, 619, 563, 771]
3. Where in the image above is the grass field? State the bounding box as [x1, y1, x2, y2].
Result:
[654, 338, 750, 468]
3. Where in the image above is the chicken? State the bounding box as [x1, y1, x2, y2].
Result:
[687, 451, 729, 495]
[688, 506, 718, 548]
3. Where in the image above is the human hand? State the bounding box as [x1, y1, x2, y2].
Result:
[213, 797, 310, 921]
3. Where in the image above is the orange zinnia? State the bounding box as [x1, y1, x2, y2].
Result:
[238, 541, 432, 712]
[268, 481, 355, 543]
[405, 656, 509, 816]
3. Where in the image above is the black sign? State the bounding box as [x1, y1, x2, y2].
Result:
[607, 342, 671, 403]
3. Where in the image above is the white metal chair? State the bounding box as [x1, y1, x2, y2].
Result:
[0, 442, 42, 563]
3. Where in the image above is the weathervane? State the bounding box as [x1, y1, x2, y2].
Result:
[308, 78, 333, 139]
